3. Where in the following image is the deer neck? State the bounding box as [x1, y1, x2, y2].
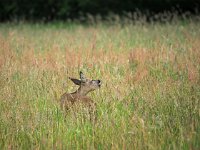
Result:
[73, 86, 90, 96]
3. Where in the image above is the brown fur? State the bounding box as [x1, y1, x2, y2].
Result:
[60, 91, 96, 111]
[60, 72, 101, 121]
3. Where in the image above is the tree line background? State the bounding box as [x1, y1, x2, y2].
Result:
[0, 0, 199, 22]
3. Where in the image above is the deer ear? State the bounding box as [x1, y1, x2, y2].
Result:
[69, 77, 81, 85]
[80, 71, 86, 82]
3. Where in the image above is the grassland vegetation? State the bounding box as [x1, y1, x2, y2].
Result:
[0, 18, 200, 149]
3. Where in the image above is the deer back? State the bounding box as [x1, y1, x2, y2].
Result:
[60, 92, 96, 110]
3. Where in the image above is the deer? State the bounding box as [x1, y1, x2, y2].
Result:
[60, 71, 101, 122]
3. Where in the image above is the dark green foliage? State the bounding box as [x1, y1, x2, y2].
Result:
[0, 0, 199, 21]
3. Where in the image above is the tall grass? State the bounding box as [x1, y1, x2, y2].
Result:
[0, 19, 200, 149]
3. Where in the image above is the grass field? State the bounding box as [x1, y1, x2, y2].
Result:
[0, 19, 200, 149]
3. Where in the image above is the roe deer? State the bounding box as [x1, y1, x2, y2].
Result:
[60, 71, 101, 121]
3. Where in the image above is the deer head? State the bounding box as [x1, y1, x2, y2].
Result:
[69, 71, 101, 96]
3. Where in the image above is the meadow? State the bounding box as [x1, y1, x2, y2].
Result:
[0, 17, 200, 149]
